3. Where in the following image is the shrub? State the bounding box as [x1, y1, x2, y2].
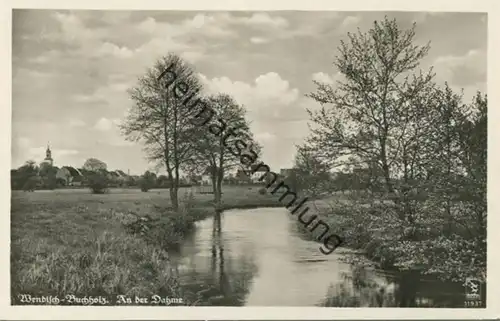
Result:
[139, 171, 156, 192]
[87, 172, 109, 194]
[139, 178, 153, 192]
[127, 208, 199, 250]
[258, 187, 267, 195]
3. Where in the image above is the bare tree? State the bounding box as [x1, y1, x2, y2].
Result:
[121, 53, 203, 211]
[307, 17, 436, 222]
[192, 93, 259, 209]
[304, 16, 487, 286]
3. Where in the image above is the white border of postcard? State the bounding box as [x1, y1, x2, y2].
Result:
[1, 0, 498, 319]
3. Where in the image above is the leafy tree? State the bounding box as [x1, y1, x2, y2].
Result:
[83, 158, 107, 172]
[11, 160, 39, 190]
[121, 53, 203, 211]
[14, 161, 40, 191]
[140, 171, 157, 192]
[39, 163, 58, 190]
[307, 17, 435, 208]
[10, 169, 19, 189]
[87, 171, 109, 194]
[191, 93, 259, 209]
[304, 17, 486, 290]
[23, 176, 40, 192]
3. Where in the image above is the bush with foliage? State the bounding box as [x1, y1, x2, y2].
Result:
[12, 160, 39, 191]
[139, 171, 156, 192]
[87, 172, 109, 194]
[139, 179, 152, 192]
[258, 187, 267, 195]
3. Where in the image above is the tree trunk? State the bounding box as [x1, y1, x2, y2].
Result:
[216, 169, 223, 210]
[170, 185, 179, 211]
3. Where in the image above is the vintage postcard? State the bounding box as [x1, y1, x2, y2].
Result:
[1, 0, 498, 319]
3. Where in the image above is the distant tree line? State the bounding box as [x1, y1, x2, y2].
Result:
[10, 157, 194, 193]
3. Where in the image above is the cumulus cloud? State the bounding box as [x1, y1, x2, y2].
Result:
[432, 49, 487, 103]
[52, 12, 105, 45]
[341, 15, 361, 28]
[71, 81, 131, 107]
[94, 117, 120, 131]
[312, 71, 345, 89]
[93, 117, 134, 147]
[185, 13, 236, 37]
[250, 37, 270, 44]
[200, 72, 299, 110]
[240, 13, 289, 29]
[312, 72, 335, 84]
[433, 49, 486, 87]
[198, 71, 307, 163]
[95, 41, 134, 59]
[137, 14, 235, 39]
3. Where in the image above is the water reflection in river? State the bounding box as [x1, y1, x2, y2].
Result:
[171, 207, 465, 307]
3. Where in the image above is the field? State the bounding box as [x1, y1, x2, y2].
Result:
[10, 185, 281, 305]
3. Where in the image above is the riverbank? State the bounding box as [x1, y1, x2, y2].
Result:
[295, 192, 486, 307]
[10, 186, 281, 305]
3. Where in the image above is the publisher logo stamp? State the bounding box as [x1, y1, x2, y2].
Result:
[464, 277, 482, 307]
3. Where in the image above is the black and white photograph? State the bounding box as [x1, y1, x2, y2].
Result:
[3, 1, 497, 319]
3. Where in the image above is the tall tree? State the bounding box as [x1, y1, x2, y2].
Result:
[304, 16, 487, 287]
[307, 17, 436, 223]
[192, 93, 259, 209]
[121, 53, 203, 211]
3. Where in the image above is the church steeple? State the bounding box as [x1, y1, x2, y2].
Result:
[46, 142, 52, 159]
[43, 142, 53, 166]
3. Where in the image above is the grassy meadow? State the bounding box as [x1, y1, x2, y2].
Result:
[10, 185, 281, 305]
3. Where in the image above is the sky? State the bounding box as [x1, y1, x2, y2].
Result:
[11, 10, 487, 175]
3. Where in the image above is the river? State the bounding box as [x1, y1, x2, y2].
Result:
[170, 207, 466, 307]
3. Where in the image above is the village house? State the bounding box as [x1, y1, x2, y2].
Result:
[249, 164, 269, 184]
[201, 173, 211, 185]
[55, 166, 83, 186]
[55, 167, 71, 185]
[235, 169, 251, 184]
